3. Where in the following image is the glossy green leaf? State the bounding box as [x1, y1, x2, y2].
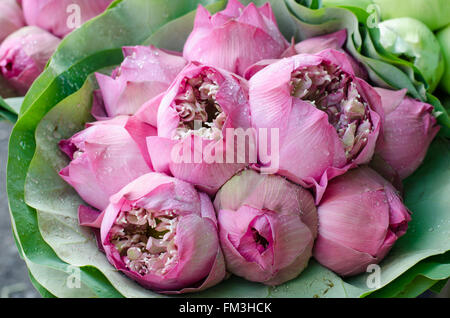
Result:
[429, 278, 448, 294]
[4, 97, 24, 115]
[426, 94, 450, 138]
[0, 97, 18, 122]
[28, 270, 57, 298]
[367, 252, 450, 297]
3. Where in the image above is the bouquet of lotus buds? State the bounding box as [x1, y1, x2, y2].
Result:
[5, 0, 450, 298]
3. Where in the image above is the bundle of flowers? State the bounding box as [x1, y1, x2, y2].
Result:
[6, 0, 450, 298]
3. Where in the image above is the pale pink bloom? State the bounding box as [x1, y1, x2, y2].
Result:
[59, 116, 156, 211]
[374, 87, 440, 179]
[0, 0, 25, 43]
[81, 172, 226, 294]
[0, 26, 60, 94]
[21, 0, 113, 37]
[146, 62, 253, 195]
[314, 167, 411, 276]
[94, 45, 187, 119]
[249, 49, 383, 202]
[183, 0, 289, 77]
[214, 169, 317, 285]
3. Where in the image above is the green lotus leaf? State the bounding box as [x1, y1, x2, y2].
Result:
[437, 25, 450, 95]
[368, 252, 450, 298]
[0, 96, 20, 122]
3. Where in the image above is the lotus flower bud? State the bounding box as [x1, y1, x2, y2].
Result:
[374, 87, 439, 179]
[59, 116, 156, 211]
[96, 173, 226, 293]
[146, 62, 253, 195]
[249, 49, 383, 202]
[94, 45, 187, 119]
[183, 0, 289, 77]
[0, 26, 60, 95]
[0, 0, 25, 43]
[378, 18, 444, 92]
[214, 169, 317, 285]
[314, 167, 411, 276]
[21, 0, 114, 38]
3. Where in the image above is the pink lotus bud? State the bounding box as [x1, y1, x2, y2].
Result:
[249, 49, 383, 202]
[214, 169, 317, 285]
[95, 45, 187, 118]
[313, 167, 411, 276]
[21, 0, 114, 38]
[59, 116, 156, 211]
[146, 62, 253, 195]
[97, 172, 226, 294]
[0, 0, 25, 43]
[374, 87, 440, 179]
[0, 26, 60, 95]
[183, 0, 289, 77]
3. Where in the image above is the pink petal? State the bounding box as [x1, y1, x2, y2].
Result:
[146, 136, 178, 175]
[22, 0, 113, 38]
[96, 45, 186, 118]
[59, 123, 151, 210]
[184, 1, 288, 77]
[318, 188, 390, 257]
[220, 0, 245, 19]
[314, 233, 377, 277]
[214, 169, 317, 227]
[169, 249, 226, 294]
[78, 205, 104, 228]
[90, 90, 109, 121]
[317, 49, 356, 76]
[375, 91, 439, 179]
[109, 172, 201, 216]
[243, 59, 277, 80]
[0, 0, 25, 43]
[164, 215, 220, 288]
[0, 26, 60, 94]
[134, 92, 164, 127]
[276, 100, 347, 183]
[374, 87, 407, 115]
